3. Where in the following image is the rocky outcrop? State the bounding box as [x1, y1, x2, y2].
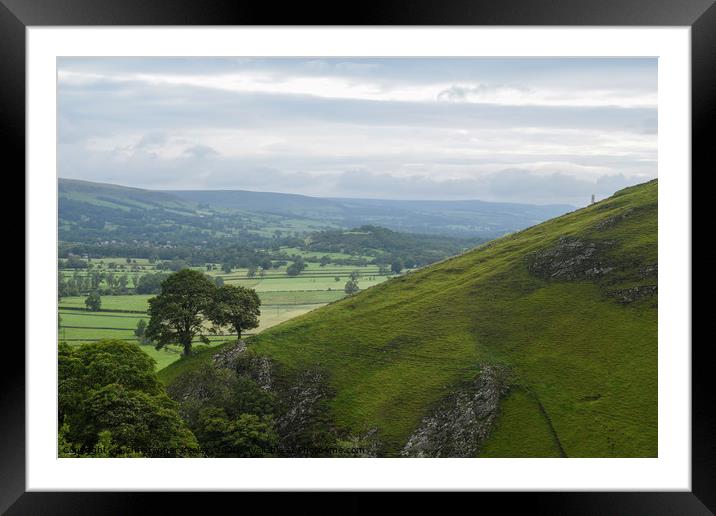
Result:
[609, 285, 658, 304]
[275, 368, 334, 453]
[210, 341, 341, 455]
[639, 264, 658, 280]
[212, 340, 247, 368]
[526, 237, 616, 281]
[401, 365, 510, 457]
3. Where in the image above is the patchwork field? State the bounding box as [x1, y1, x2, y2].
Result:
[58, 262, 396, 370]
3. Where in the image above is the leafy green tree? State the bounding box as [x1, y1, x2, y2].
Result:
[58, 340, 199, 457]
[214, 276, 225, 287]
[208, 285, 261, 340]
[58, 272, 68, 300]
[391, 259, 404, 275]
[89, 271, 104, 290]
[145, 269, 216, 356]
[286, 258, 306, 276]
[134, 319, 148, 344]
[222, 263, 233, 274]
[195, 408, 277, 457]
[84, 291, 102, 311]
[135, 272, 170, 294]
[344, 278, 360, 295]
[59, 424, 144, 458]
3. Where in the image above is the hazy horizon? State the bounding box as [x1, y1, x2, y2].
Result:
[59, 175, 588, 207]
[58, 57, 657, 206]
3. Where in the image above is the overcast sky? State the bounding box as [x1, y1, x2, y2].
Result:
[57, 57, 657, 206]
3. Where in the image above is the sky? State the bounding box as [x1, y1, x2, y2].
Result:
[57, 57, 657, 206]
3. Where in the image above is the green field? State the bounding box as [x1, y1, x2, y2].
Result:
[160, 180, 658, 457]
[58, 262, 394, 370]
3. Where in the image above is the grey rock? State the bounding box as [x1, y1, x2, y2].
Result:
[610, 285, 657, 304]
[639, 264, 658, 280]
[212, 340, 247, 368]
[526, 237, 616, 281]
[401, 365, 510, 458]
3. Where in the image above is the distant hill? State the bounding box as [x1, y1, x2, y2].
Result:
[168, 188, 574, 238]
[59, 178, 575, 241]
[160, 179, 657, 457]
[59, 178, 196, 213]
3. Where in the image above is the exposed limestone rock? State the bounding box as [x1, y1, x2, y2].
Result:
[609, 285, 657, 304]
[276, 368, 333, 449]
[212, 340, 247, 368]
[401, 365, 510, 458]
[212, 341, 274, 390]
[639, 264, 658, 280]
[341, 427, 382, 458]
[526, 237, 616, 281]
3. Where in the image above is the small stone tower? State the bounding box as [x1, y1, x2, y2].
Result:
[591, 194, 595, 205]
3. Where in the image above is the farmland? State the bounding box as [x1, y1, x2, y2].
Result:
[58, 260, 395, 370]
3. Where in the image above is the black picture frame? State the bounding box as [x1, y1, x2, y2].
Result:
[5, 0, 711, 512]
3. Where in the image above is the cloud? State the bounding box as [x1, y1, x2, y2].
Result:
[333, 169, 648, 205]
[183, 144, 220, 158]
[57, 57, 658, 205]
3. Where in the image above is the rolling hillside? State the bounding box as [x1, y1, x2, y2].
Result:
[160, 179, 657, 457]
[168, 188, 574, 238]
[59, 178, 573, 244]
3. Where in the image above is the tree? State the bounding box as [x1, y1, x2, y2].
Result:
[391, 259, 404, 275]
[85, 291, 101, 311]
[286, 258, 306, 276]
[195, 408, 277, 457]
[246, 265, 258, 278]
[222, 263, 233, 274]
[344, 278, 360, 295]
[58, 340, 199, 457]
[135, 272, 170, 294]
[145, 269, 216, 356]
[208, 285, 261, 340]
[134, 319, 148, 344]
[319, 256, 331, 267]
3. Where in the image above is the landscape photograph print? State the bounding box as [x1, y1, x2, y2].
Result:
[57, 57, 657, 458]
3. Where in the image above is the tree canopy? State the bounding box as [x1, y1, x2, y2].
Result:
[208, 285, 261, 339]
[84, 291, 101, 311]
[58, 340, 199, 457]
[145, 269, 216, 356]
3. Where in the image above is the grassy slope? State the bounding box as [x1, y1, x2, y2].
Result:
[163, 180, 658, 457]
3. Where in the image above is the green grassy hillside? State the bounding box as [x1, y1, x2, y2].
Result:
[162, 180, 657, 457]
